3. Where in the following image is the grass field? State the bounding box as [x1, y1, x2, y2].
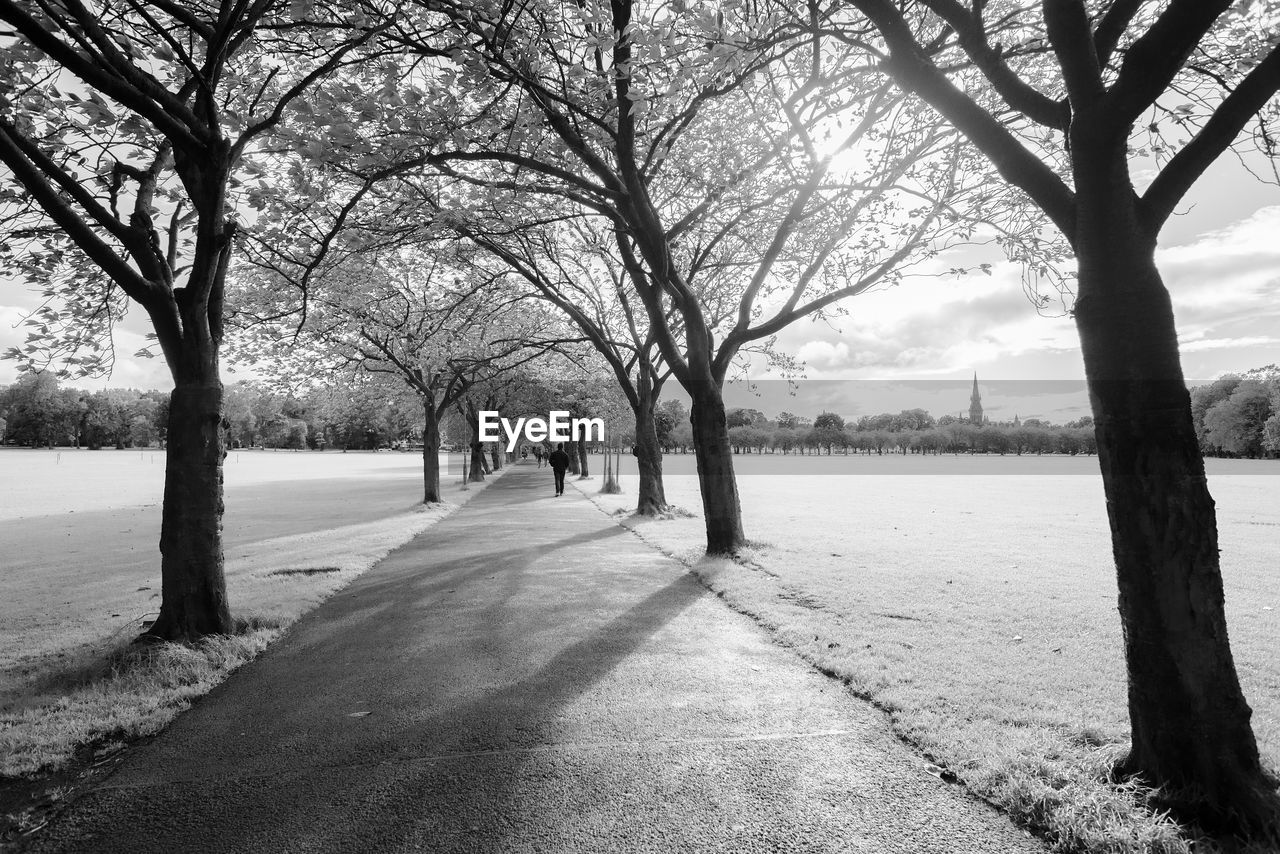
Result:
[579, 452, 1280, 853]
[0, 448, 491, 787]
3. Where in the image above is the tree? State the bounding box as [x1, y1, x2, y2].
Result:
[231, 244, 551, 502]
[305, 377, 416, 451]
[655, 399, 688, 450]
[454, 372, 525, 483]
[80, 388, 149, 449]
[893, 408, 935, 431]
[1264, 414, 1280, 456]
[385, 0, 977, 554]
[813, 411, 846, 431]
[840, 0, 1280, 834]
[1203, 380, 1274, 457]
[771, 425, 800, 454]
[0, 371, 79, 446]
[0, 0, 382, 640]
[1191, 375, 1243, 450]
[776, 411, 805, 430]
[809, 411, 844, 454]
[726, 408, 767, 429]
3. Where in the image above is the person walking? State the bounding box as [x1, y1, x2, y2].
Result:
[533, 446, 544, 468]
[548, 443, 571, 496]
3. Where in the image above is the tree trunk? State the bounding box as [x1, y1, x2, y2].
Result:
[576, 435, 588, 477]
[567, 445, 580, 475]
[689, 381, 744, 555]
[632, 396, 667, 515]
[468, 441, 486, 482]
[490, 443, 501, 471]
[422, 399, 441, 503]
[1073, 144, 1277, 833]
[146, 378, 232, 641]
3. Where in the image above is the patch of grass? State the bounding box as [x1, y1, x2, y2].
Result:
[650, 505, 695, 520]
[0, 624, 279, 779]
[268, 566, 343, 577]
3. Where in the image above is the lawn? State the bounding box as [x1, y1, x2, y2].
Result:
[0, 447, 490, 785]
[578, 452, 1280, 853]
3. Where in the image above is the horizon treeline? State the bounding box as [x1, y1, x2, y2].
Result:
[0, 373, 420, 452]
[3, 367, 1277, 460]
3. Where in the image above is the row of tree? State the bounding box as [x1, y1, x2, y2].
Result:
[2, 0, 1278, 837]
[0, 374, 489, 452]
[721, 422, 1099, 457]
[0, 372, 168, 449]
[652, 401, 1102, 456]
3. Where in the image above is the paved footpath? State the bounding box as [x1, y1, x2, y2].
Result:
[32, 465, 1044, 853]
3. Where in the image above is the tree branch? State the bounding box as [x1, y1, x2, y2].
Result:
[1043, 0, 1105, 108]
[920, 0, 1068, 129]
[1092, 0, 1142, 68]
[848, 0, 1077, 237]
[0, 121, 160, 306]
[0, 0, 205, 148]
[1142, 44, 1280, 230]
[1104, 0, 1231, 123]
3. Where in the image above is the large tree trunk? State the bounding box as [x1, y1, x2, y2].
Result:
[1074, 143, 1276, 832]
[147, 377, 232, 641]
[422, 399, 441, 503]
[632, 394, 667, 515]
[144, 160, 234, 642]
[576, 435, 588, 477]
[688, 380, 744, 555]
[567, 444, 580, 475]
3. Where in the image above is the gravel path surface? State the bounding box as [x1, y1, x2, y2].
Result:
[30, 464, 1045, 853]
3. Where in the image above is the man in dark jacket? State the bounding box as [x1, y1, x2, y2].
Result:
[548, 443, 571, 496]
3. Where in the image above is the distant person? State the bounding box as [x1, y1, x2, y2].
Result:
[548, 443, 571, 496]
[533, 446, 544, 468]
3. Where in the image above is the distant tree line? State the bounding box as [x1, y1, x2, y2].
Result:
[652, 400, 1098, 457]
[0, 373, 445, 452]
[1190, 367, 1280, 459]
[0, 372, 168, 450]
[11, 368, 1277, 462]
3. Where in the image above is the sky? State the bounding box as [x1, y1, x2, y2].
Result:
[728, 153, 1280, 422]
[2, 151, 1278, 424]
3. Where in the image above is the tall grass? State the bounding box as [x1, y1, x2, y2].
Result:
[1, 620, 279, 778]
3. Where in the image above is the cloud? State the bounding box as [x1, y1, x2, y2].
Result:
[793, 340, 851, 369]
[1179, 336, 1280, 353]
[765, 205, 1280, 383]
[771, 260, 1079, 379]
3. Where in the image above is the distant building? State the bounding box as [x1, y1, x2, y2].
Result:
[968, 372, 985, 425]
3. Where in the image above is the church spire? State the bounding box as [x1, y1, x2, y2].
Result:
[969, 372, 984, 425]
